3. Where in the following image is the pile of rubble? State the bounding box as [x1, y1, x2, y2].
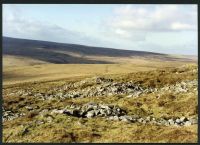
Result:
[3, 107, 25, 122]
[5, 77, 197, 101]
[3, 102, 198, 127]
[51, 103, 198, 127]
[51, 102, 126, 118]
[158, 80, 197, 94]
[35, 77, 152, 100]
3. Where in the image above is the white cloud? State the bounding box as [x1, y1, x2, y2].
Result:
[171, 22, 194, 30]
[3, 5, 112, 47]
[3, 4, 197, 55]
[4, 8, 73, 43]
[105, 5, 197, 40]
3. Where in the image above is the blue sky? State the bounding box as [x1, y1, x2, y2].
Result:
[3, 4, 197, 55]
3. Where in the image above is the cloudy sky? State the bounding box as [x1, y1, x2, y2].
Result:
[3, 4, 197, 55]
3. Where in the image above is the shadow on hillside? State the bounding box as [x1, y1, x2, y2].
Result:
[3, 72, 33, 80]
[3, 37, 196, 63]
[3, 38, 114, 64]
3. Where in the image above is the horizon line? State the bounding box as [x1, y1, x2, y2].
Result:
[3, 35, 197, 57]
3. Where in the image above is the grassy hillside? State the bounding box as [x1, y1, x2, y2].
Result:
[3, 37, 196, 65]
[3, 60, 193, 86]
[3, 64, 198, 143]
[3, 37, 198, 143]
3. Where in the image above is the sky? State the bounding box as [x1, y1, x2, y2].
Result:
[3, 4, 198, 55]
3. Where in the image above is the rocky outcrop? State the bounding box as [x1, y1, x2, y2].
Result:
[36, 78, 197, 100]
[33, 77, 153, 100]
[7, 77, 197, 101]
[3, 101, 198, 127]
[3, 107, 25, 122]
[50, 103, 198, 127]
[3, 76, 197, 128]
[158, 80, 197, 94]
[51, 103, 126, 118]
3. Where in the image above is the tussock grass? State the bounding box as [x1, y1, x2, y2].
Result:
[3, 63, 198, 143]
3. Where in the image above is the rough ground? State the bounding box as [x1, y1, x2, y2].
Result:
[2, 64, 198, 143]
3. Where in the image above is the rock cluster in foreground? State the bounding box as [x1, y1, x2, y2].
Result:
[50, 103, 198, 127]
[10, 77, 197, 102]
[3, 107, 25, 122]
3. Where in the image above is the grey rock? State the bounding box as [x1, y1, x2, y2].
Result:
[73, 94, 80, 98]
[86, 110, 95, 118]
[108, 105, 114, 109]
[36, 120, 45, 125]
[126, 94, 133, 98]
[25, 106, 33, 111]
[113, 116, 119, 121]
[105, 109, 112, 115]
[137, 118, 144, 123]
[175, 118, 181, 124]
[142, 120, 147, 124]
[146, 116, 151, 122]
[99, 104, 110, 110]
[168, 119, 175, 125]
[108, 116, 114, 120]
[180, 117, 187, 122]
[184, 121, 192, 126]
[119, 115, 132, 122]
[20, 113, 26, 116]
[63, 109, 74, 115]
[94, 110, 100, 116]
[51, 109, 64, 114]
[158, 118, 167, 125]
[40, 109, 49, 114]
[47, 116, 53, 123]
[99, 109, 107, 116]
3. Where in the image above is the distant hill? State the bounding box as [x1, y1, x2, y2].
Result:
[3, 37, 196, 65]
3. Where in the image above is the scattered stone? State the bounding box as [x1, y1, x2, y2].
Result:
[36, 120, 45, 125]
[168, 119, 175, 125]
[184, 121, 192, 126]
[137, 118, 144, 123]
[86, 110, 95, 118]
[146, 116, 151, 122]
[3, 75, 197, 128]
[112, 116, 119, 121]
[126, 94, 133, 98]
[51, 109, 64, 114]
[180, 117, 187, 122]
[47, 116, 53, 123]
[3, 109, 26, 122]
[175, 118, 181, 124]
[55, 103, 126, 119]
[25, 106, 33, 111]
[119, 115, 132, 122]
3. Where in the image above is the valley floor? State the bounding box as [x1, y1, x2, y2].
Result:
[2, 63, 198, 143]
[3, 60, 193, 85]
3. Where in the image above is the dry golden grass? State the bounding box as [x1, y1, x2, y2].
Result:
[3, 55, 49, 67]
[3, 59, 193, 86]
[3, 63, 198, 143]
[3, 116, 197, 143]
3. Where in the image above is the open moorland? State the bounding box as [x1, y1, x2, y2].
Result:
[2, 37, 198, 143]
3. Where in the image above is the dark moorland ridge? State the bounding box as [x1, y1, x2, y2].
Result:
[3, 37, 196, 64]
